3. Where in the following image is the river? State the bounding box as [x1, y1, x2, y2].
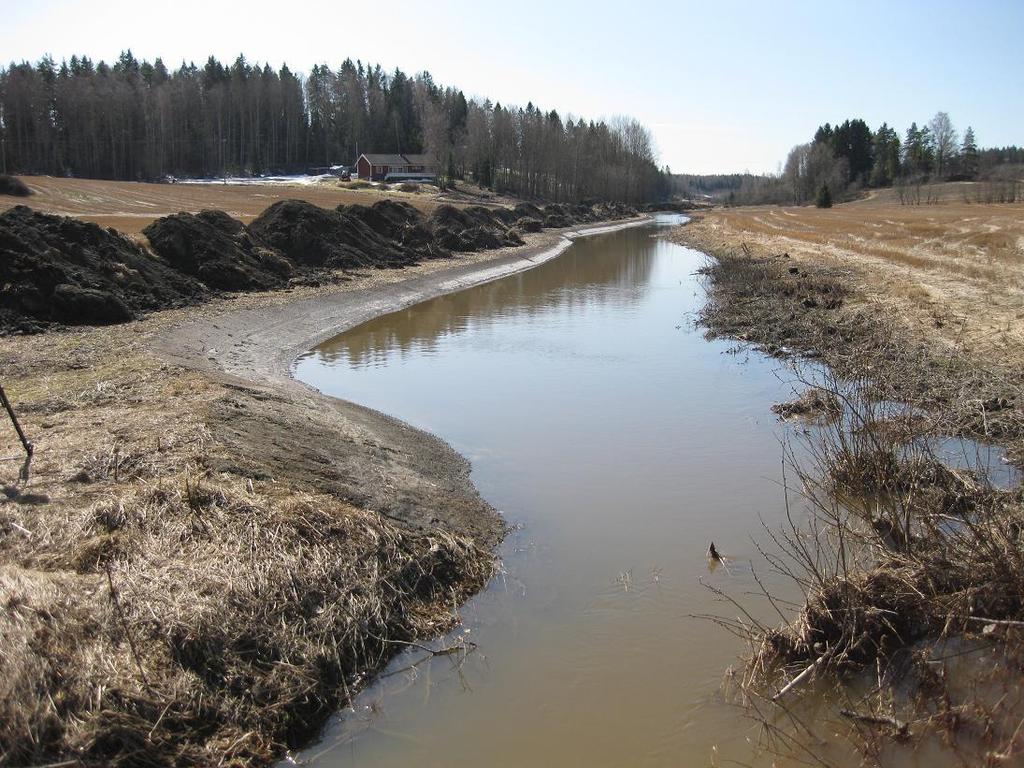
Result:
[290, 217, 824, 766]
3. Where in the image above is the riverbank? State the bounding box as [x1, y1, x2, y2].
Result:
[0, 215, 648, 766]
[671, 210, 1024, 462]
[672, 211, 1024, 761]
[677, 197, 1024, 359]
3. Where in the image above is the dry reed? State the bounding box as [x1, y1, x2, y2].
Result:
[697, 242, 1024, 764]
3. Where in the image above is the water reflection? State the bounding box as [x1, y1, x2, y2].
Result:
[314, 231, 660, 370]
[293, 222, 810, 768]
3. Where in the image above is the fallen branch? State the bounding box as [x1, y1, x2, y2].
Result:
[840, 708, 908, 737]
[772, 655, 826, 702]
[377, 636, 479, 680]
[963, 616, 1024, 628]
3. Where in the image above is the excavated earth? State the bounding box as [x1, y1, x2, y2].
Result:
[0, 198, 637, 334]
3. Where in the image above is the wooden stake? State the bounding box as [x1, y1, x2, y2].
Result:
[0, 382, 32, 458]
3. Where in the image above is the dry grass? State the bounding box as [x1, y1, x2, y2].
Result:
[688, 222, 1024, 764]
[0, 278, 498, 765]
[679, 185, 1024, 358]
[728, 373, 1024, 765]
[693, 247, 1023, 458]
[2, 474, 490, 766]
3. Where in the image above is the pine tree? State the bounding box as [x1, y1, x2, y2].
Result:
[815, 183, 833, 208]
[960, 126, 979, 179]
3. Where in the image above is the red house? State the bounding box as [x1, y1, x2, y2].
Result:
[356, 153, 437, 182]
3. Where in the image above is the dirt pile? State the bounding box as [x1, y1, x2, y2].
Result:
[541, 203, 573, 228]
[513, 202, 543, 220]
[143, 210, 293, 291]
[428, 204, 523, 251]
[640, 200, 695, 213]
[0, 205, 205, 331]
[338, 199, 437, 255]
[0, 174, 32, 197]
[3, 198, 640, 333]
[249, 199, 427, 269]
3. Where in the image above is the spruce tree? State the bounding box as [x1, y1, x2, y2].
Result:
[815, 183, 833, 208]
[961, 127, 979, 179]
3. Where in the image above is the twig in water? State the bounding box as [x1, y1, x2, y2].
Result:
[772, 655, 828, 702]
[963, 616, 1024, 628]
[840, 708, 908, 738]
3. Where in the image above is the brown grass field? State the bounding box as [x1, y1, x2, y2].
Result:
[0, 175, 514, 239]
[678, 183, 1024, 359]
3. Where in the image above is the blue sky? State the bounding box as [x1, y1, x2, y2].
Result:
[5, 0, 1022, 173]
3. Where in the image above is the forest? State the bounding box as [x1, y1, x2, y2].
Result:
[0, 52, 670, 204]
[675, 114, 1022, 206]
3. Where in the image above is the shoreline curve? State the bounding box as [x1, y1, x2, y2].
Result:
[151, 216, 655, 547]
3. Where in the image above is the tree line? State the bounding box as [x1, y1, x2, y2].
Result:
[674, 113, 1021, 206]
[0, 52, 669, 204]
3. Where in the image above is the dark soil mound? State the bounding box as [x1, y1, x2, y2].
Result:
[0, 175, 32, 197]
[429, 204, 473, 231]
[641, 200, 694, 213]
[429, 205, 522, 252]
[542, 203, 575, 228]
[144, 210, 292, 291]
[491, 208, 518, 226]
[570, 203, 597, 222]
[594, 201, 635, 219]
[1, 197, 637, 333]
[250, 199, 425, 270]
[460, 226, 504, 250]
[513, 202, 544, 220]
[543, 213, 572, 228]
[339, 201, 405, 239]
[0, 206, 204, 331]
[341, 201, 439, 255]
[371, 199, 422, 229]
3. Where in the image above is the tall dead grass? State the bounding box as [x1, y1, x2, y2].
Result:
[1, 460, 493, 766]
[697, 244, 1024, 764]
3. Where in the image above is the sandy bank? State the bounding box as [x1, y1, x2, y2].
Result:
[158, 217, 650, 386]
[151, 216, 651, 543]
[149, 218, 651, 548]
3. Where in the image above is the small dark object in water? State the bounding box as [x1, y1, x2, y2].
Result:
[707, 541, 722, 561]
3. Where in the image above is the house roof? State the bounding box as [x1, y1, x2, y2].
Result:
[401, 154, 433, 165]
[360, 153, 407, 166]
[359, 153, 435, 167]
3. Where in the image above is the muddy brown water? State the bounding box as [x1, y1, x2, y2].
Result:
[289, 218, 948, 766]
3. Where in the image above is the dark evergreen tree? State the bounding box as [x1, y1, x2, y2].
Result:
[869, 123, 901, 187]
[815, 183, 833, 208]
[960, 126, 979, 179]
